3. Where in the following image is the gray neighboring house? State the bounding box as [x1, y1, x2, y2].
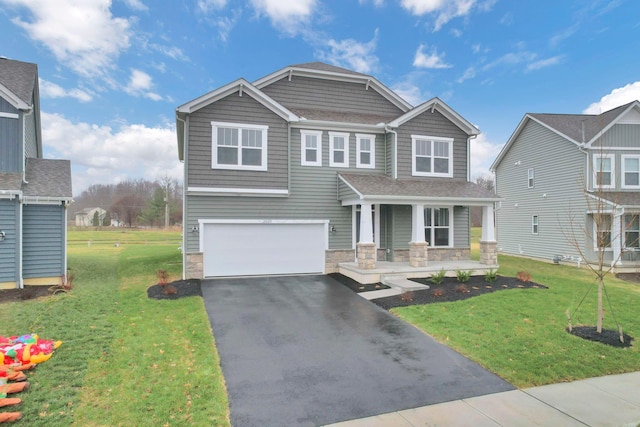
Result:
[491, 100, 640, 268]
[75, 207, 107, 226]
[176, 62, 500, 279]
[0, 58, 72, 289]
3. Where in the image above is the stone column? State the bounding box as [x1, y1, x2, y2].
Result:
[357, 203, 375, 269]
[479, 241, 498, 265]
[357, 243, 377, 269]
[409, 242, 428, 267]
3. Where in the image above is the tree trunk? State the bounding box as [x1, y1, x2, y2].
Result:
[597, 276, 604, 333]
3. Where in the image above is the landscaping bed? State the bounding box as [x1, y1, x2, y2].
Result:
[0, 286, 54, 304]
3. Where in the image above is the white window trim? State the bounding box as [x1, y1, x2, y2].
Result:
[424, 207, 453, 248]
[593, 154, 615, 189]
[532, 215, 539, 235]
[623, 213, 640, 249]
[622, 154, 640, 189]
[592, 214, 613, 251]
[211, 121, 268, 171]
[527, 168, 534, 189]
[356, 133, 376, 169]
[411, 135, 454, 178]
[301, 130, 323, 167]
[329, 131, 350, 168]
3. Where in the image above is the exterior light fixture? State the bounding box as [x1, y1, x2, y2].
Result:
[0, 231, 5, 241]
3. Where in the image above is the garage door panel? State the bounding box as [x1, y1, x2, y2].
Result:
[203, 222, 326, 277]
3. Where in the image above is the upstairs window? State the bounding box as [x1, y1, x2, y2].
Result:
[622, 155, 640, 188]
[412, 136, 453, 177]
[593, 154, 614, 189]
[329, 132, 350, 167]
[301, 130, 323, 166]
[212, 122, 268, 171]
[528, 168, 534, 188]
[356, 134, 375, 169]
[424, 207, 451, 247]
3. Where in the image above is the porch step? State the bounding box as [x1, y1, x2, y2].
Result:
[359, 288, 403, 300]
[381, 274, 430, 291]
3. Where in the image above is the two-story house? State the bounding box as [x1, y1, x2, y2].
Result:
[0, 58, 72, 289]
[491, 100, 640, 269]
[176, 62, 499, 281]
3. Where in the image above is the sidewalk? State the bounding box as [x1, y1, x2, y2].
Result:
[324, 371, 640, 427]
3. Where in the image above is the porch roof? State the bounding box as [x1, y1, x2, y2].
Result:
[595, 191, 640, 209]
[338, 173, 501, 206]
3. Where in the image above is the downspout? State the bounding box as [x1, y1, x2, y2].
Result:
[176, 114, 188, 280]
[18, 195, 23, 289]
[384, 125, 398, 179]
[22, 107, 33, 185]
[63, 201, 68, 278]
[467, 134, 478, 182]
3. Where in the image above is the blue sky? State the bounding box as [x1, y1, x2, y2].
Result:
[1, 0, 639, 195]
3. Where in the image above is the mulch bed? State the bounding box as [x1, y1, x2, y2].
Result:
[0, 286, 56, 304]
[328, 273, 390, 293]
[147, 279, 202, 300]
[567, 326, 633, 348]
[331, 273, 547, 310]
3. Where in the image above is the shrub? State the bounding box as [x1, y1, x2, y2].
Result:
[400, 291, 414, 302]
[432, 288, 445, 298]
[516, 270, 532, 282]
[456, 270, 473, 283]
[454, 284, 469, 293]
[157, 269, 169, 286]
[430, 268, 447, 285]
[484, 268, 497, 283]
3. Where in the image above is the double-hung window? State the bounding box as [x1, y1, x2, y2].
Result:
[625, 214, 640, 249]
[212, 122, 268, 171]
[593, 214, 612, 250]
[412, 136, 453, 177]
[301, 130, 323, 166]
[356, 134, 375, 169]
[528, 168, 534, 188]
[593, 154, 614, 189]
[329, 132, 349, 167]
[532, 215, 539, 235]
[424, 208, 451, 247]
[622, 155, 640, 188]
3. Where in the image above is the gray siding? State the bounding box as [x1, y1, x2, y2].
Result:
[23, 204, 65, 278]
[385, 132, 394, 177]
[454, 206, 469, 247]
[594, 124, 640, 148]
[390, 205, 412, 250]
[0, 199, 19, 283]
[24, 108, 37, 159]
[495, 119, 587, 261]
[0, 116, 20, 172]
[395, 109, 468, 180]
[261, 76, 404, 117]
[0, 98, 18, 114]
[187, 90, 289, 189]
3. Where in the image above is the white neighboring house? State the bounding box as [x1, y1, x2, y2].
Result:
[75, 207, 107, 227]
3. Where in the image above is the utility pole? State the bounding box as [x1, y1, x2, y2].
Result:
[164, 181, 170, 229]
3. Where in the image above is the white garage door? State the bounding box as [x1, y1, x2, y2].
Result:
[202, 220, 327, 277]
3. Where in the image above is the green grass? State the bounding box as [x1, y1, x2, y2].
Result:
[393, 253, 640, 388]
[0, 230, 229, 426]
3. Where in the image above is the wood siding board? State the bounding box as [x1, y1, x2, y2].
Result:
[22, 204, 64, 278]
[395, 109, 468, 180]
[187, 91, 288, 189]
[495, 120, 587, 261]
[0, 199, 18, 282]
[260, 76, 404, 117]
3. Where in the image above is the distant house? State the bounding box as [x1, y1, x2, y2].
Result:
[176, 62, 500, 279]
[0, 58, 72, 289]
[491, 101, 640, 268]
[75, 207, 107, 226]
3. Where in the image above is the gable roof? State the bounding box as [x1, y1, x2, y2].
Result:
[0, 57, 37, 110]
[491, 100, 640, 171]
[253, 62, 413, 113]
[387, 97, 480, 136]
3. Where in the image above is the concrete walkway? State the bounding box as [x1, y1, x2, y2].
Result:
[324, 371, 640, 427]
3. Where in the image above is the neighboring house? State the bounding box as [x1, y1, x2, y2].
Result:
[491, 100, 640, 268]
[74, 207, 107, 226]
[176, 62, 500, 279]
[0, 58, 72, 289]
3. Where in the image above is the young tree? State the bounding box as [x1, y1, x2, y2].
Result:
[92, 211, 100, 227]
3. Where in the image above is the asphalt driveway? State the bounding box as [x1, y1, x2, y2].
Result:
[201, 275, 514, 427]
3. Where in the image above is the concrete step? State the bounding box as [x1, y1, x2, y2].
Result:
[381, 275, 430, 291]
[358, 288, 403, 300]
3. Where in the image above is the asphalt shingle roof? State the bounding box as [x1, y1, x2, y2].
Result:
[339, 173, 500, 200]
[596, 192, 640, 208]
[0, 173, 23, 192]
[0, 57, 37, 106]
[23, 158, 72, 198]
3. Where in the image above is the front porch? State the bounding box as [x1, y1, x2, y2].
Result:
[338, 259, 499, 285]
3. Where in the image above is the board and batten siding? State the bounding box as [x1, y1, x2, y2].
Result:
[187, 90, 289, 190]
[0, 199, 19, 283]
[495, 119, 587, 261]
[395, 109, 469, 180]
[0, 116, 20, 173]
[23, 107, 38, 159]
[261, 76, 404, 118]
[22, 204, 65, 278]
[593, 124, 640, 148]
[453, 206, 470, 248]
[185, 128, 386, 253]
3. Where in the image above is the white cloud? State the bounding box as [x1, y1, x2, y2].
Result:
[3, 0, 132, 79]
[400, 0, 478, 31]
[470, 133, 502, 177]
[526, 55, 563, 72]
[249, 0, 317, 35]
[41, 112, 181, 194]
[124, 69, 162, 101]
[482, 50, 537, 71]
[39, 78, 93, 102]
[413, 44, 452, 69]
[391, 78, 431, 106]
[198, 0, 227, 13]
[122, 0, 147, 11]
[318, 30, 379, 74]
[457, 66, 476, 83]
[583, 82, 640, 114]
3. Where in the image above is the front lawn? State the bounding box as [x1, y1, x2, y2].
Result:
[0, 230, 229, 426]
[393, 254, 640, 388]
